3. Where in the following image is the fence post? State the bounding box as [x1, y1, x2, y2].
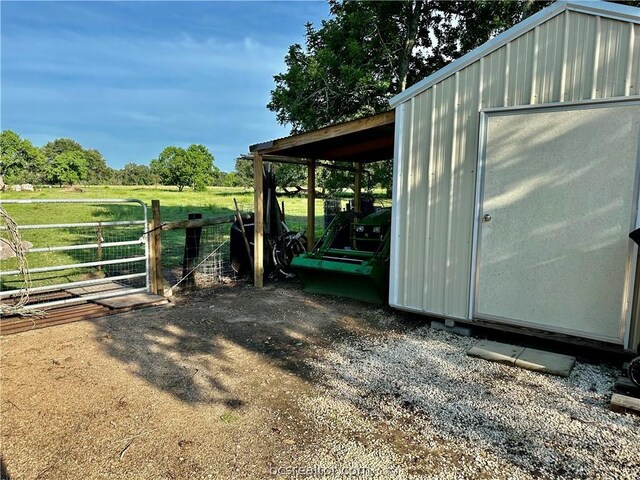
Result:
[152, 200, 164, 296]
[182, 212, 202, 289]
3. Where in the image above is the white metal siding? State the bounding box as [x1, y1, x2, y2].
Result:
[391, 9, 640, 322]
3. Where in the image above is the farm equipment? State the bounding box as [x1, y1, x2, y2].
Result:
[230, 164, 306, 279]
[290, 206, 391, 304]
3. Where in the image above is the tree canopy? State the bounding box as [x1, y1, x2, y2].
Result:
[0, 130, 44, 185]
[150, 144, 219, 191]
[266, 0, 638, 194]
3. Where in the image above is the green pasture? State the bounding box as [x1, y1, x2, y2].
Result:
[0, 186, 326, 291]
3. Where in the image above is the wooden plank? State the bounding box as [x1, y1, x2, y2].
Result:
[322, 135, 394, 159]
[610, 393, 640, 414]
[254, 152, 264, 288]
[307, 159, 316, 248]
[250, 110, 395, 155]
[94, 292, 167, 310]
[65, 281, 124, 296]
[161, 213, 251, 231]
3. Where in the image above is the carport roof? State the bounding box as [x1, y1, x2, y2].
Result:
[249, 110, 395, 164]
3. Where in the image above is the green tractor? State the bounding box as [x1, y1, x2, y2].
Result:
[290, 207, 391, 304]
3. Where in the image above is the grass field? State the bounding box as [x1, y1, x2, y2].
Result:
[0, 186, 325, 292]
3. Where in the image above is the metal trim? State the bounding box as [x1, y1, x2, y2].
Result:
[474, 312, 623, 345]
[1, 220, 145, 230]
[1, 256, 146, 276]
[389, 102, 406, 305]
[389, 1, 639, 107]
[0, 273, 147, 298]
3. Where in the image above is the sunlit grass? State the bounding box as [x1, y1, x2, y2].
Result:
[0, 185, 327, 291]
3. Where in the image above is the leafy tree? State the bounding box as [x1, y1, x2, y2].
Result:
[268, 0, 639, 193]
[119, 163, 158, 185]
[42, 138, 84, 163]
[84, 149, 113, 185]
[48, 151, 88, 186]
[233, 156, 255, 188]
[150, 144, 217, 191]
[0, 130, 45, 185]
[41, 137, 113, 186]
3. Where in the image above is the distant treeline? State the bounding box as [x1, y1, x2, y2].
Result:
[0, 130, 254, 191]
[1, 130, 391, 195]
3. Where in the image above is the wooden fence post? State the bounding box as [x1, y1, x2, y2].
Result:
[182, 212, 202, 289]
[152, 200, 163, 296]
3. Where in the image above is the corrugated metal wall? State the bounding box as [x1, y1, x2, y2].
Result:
[391, 10, 640, 321]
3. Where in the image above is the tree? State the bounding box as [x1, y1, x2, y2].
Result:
[48, 151, 88, 186]
[268, 0, 638, 193]
[42, 138, 84, 163]
[0, 130, 45, 185]
[150, 144, 217, 191]
[41, 137, 113, 186]
[84, 149, 113, 185]
[119, 163, 158, 185]
[233, 156, 255, 188]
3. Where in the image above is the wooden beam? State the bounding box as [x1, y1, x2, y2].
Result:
[307, 159, 316, 249]
[354, 162, 362, 213]
[253, 152, 264, 288]
[151, 200, 163, 296]
[161, 213, 251, 231]
[322, 135, 394, 160]
[250, 110, 395, 155]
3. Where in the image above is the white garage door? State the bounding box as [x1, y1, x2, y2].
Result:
[474, 100, 640, 344]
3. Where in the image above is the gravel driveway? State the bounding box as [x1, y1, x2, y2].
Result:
[1, 284, 638, 479]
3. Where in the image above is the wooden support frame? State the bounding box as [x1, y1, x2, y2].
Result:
[354, 162, 363, 213]
[253, 152, 264, 288]
[150, 200, 164, 296]
[307, 159, 316, 248]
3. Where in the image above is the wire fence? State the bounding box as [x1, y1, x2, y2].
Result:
[161, 221, 237, 291]
[0, 201, 148, 304]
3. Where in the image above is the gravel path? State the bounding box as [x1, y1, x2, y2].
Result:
[298, 318, 640, 479]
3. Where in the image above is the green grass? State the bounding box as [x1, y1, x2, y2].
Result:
[0, 185, 326, 291]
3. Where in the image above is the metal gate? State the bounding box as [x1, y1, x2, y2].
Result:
[0, 198, 150, 311]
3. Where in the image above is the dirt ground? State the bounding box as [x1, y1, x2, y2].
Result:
[1, 283, 639, 480]
[1, 284, 406, 479]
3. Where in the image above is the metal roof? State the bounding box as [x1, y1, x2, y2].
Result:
[390, 0, 640, 108]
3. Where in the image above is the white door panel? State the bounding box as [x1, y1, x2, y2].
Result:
[475, 101, 640, 343]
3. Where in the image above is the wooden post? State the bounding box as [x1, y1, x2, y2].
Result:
[182, 212, 202, 289]
[254, 152, 264, 288]
[307, 159, 316, 249]
[148, 221, 157, 295]
[354, 161, 362, 214]
[152, 200, 163, 296]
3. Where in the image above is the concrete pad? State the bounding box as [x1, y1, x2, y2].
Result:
[467, 340, 524, 366]
[515, 348, 576, 377]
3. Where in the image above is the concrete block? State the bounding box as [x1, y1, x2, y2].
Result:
[431, 320, 472, 337]
[467, 340, 525, 366]
[515, 348, 576, 377]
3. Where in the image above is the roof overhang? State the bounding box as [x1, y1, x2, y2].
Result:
[390, 0, 640, 107]
[250, 110, 395, 164]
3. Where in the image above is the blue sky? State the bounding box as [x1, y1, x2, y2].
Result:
[1, 1, 330, 171]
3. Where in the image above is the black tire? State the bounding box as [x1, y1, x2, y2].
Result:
[629, 356, 640, 388]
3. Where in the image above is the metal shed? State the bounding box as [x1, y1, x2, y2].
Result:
[389, 0, 640, 351]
